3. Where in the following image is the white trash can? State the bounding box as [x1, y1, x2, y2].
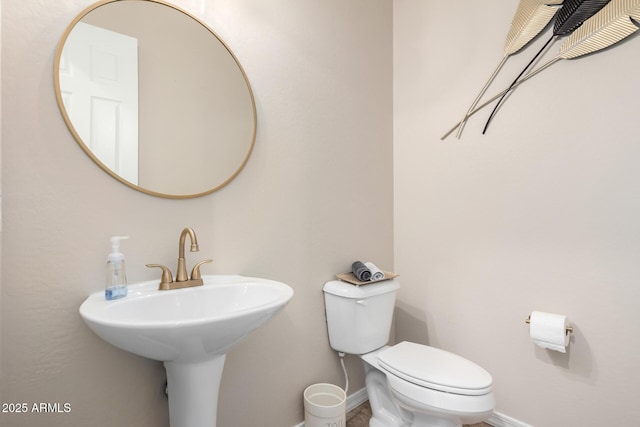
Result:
[303, 383, 346, 427]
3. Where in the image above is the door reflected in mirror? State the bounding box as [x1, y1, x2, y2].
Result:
[55, 0, 256, 198]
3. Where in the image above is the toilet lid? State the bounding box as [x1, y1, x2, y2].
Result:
[378, 341, 492, 396]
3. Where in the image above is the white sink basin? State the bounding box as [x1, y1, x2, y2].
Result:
[80, 275, 293, 362]
[79, 275, 293, 426]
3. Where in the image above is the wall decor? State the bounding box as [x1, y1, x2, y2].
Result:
[445, 0, 640, 140]
[482, 0, 612, 134]
[455, 0, 563, 138]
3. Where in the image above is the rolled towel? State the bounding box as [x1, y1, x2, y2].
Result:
[352, 261, 372, 281]
[365, 262, 385, 281]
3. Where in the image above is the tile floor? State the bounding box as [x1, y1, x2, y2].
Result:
[346, 401, 491, 427]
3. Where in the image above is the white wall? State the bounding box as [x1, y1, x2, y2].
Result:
[394, 1, 640, 426]
[1, 1, 392, 426]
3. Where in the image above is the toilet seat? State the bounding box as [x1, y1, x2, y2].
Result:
[378, 341, 493, 396]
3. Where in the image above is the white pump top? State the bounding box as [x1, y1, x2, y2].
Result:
[108, 236, 129, 262]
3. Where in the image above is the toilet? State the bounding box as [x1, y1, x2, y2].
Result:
[323, 279, 495, 427]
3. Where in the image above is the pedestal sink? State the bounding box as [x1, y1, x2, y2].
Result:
[79, 275, 293, 426]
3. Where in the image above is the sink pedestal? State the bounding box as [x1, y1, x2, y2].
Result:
[165, 355, 227, 427]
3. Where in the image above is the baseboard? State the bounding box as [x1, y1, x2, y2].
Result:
[345, 387, 369, 412]
[294, 387, 368, 427]
[487, 411, 533, 427]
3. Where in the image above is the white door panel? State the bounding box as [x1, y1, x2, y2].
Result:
[60, 22, 139, 184]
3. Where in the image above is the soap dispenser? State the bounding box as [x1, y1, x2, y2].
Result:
[105, 236, 129, 300]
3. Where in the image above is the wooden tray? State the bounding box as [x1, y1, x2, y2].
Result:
[335, 271, 399, 286]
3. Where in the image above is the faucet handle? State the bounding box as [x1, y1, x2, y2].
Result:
[190, 259, 213, 280]
[146, 264, 174, 290]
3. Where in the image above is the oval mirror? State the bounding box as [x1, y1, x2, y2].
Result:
[54, 0, 256, 198]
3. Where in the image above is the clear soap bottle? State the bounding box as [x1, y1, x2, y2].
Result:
[105, 236, 129, 300]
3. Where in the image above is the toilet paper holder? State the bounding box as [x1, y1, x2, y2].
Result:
[525, 315, 573, 335]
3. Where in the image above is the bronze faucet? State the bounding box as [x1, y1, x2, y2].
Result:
[146, 227, 213, 290]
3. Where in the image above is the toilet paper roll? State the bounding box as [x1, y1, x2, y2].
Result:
[529, 311, 570, 353]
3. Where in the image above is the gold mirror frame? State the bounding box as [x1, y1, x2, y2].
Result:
[54, 0, 257, 199]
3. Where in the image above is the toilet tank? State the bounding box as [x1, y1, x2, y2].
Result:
[323, 279, 400, 354]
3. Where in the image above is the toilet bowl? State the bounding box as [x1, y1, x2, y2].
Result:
[363, 343, 494, 427]
[323, 279, 495, 427]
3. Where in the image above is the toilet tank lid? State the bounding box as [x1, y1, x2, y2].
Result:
[323, 279, 400, 298]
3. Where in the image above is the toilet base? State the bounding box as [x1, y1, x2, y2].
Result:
[407, 413, 461, 427]
[369, 412, 459, 427]
[365, 365, 410, 427]
[369, 419, 404, 427]
[361, 348, 492, 427]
